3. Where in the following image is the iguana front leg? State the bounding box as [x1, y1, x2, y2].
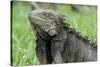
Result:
[51, 40, 66, 63]
[51, 30, 67, 63]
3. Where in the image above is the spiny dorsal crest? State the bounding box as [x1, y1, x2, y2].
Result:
[64, 22, 96, 47]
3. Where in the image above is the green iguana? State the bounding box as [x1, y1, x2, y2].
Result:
[28, 9, 97, 64]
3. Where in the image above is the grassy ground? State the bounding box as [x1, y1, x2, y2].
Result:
[12, 2, 39, 66]
[11, 1, 97, 66]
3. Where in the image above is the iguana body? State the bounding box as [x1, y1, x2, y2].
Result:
[28, 9, 97, 64]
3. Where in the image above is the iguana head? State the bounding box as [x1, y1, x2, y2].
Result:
[28, 9, 64, 37]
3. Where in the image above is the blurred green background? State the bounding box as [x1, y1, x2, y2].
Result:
[11, 1, 97, 66]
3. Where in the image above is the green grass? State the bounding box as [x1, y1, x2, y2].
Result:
[12, 2, 39, 66]
[11, 2, 97, 66]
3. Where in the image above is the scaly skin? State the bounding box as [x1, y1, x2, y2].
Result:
[28, 9, 97, 64]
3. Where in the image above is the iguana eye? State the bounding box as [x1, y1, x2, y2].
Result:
[43, 13, 49, 17]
